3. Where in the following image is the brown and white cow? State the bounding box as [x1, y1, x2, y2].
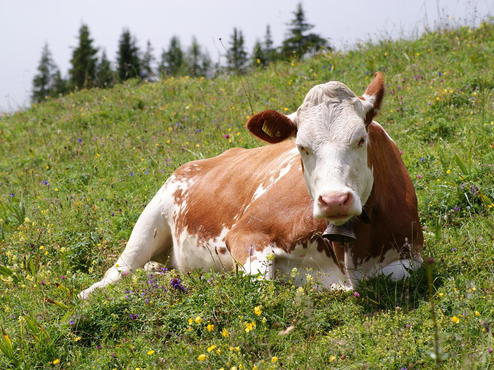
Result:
[79, 72, 423, 299]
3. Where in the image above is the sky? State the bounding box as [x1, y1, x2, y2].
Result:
[0, 0, 492, 113]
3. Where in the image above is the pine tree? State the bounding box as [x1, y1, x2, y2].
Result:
[52, 70, 69, 96]
[95, 50, 115, 88]
[281, 3, 330, 59]
[141, 40, 156, 81]
[160, 36, 185, 76]
[226, 28, 248, 74]
[263, 25, 278, 63]
[252, 40, 266, 68]
[69, 24, 98, 89]
[186, 37, 211, 77]
[117, 29, 141, 81]
[32, 44, 59, 103]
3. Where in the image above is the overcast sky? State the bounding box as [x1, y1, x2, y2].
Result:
[1, 0, 492, 113]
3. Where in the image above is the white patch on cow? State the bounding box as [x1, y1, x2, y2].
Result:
[172, 227, 234, 272]
[293, 81, 375, 224]
[344, 248, 422, 285]
[242, 241, 352, 290]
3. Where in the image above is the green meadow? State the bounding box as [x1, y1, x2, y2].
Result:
[1, 22, 493, 369]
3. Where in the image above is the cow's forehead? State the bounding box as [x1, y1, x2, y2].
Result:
[296, 81, 369, 144]
[302, 81, 357, 106]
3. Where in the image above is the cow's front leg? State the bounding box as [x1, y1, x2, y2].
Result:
[79, 189, 172, 299]
[226, 231, 275, 279]
[241, 245, 276, 279]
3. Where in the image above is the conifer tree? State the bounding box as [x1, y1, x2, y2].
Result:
[281, 3, 330, 59]
[252, 40, 266, 68]
[32, 44, 59, 102]
[69, 24, 98, 89]
[141, 40, 156, 81]
[117, 29, 141, 81]
[226, 28, 248, 74]
[160, 36, 185, 76]
[263, 25, 278, 63]
[95, 50, 115, 88]
[186, 37, 211, 77]
[52, 70, 69, 96]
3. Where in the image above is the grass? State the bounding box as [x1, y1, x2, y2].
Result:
[1, 21, 494, 369]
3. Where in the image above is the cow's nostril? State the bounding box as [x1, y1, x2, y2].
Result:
[340, 192, 350, 206]
[318, 192, 352, 208]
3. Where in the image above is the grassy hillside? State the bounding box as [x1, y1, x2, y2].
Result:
[1, 21, 493, 369]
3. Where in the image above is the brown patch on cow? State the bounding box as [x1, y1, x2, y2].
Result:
[247, 110, 297, 143]
[363, 72, 385, 125]
[348, 122, 423, 265]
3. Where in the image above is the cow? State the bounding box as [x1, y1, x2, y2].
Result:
[79, 72, 423, 299]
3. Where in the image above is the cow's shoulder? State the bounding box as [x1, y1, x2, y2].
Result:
[172, 140, 301, 243]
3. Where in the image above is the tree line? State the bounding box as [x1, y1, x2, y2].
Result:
[32, 3, 331, 103]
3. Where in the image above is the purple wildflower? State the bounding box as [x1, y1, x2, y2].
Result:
[9, 193, 15, 197]
[96, 345, 102, 350]
[470, 185, 479, 195]
[438, 72, 443, 76]
[451, 248, 457, 252]
[41, 180, 50, 185]
[129, 313, 138, 320]
[60, 275, 66, 280]
[129, 171, 134, 176]
[69, 320, 75, 325]
[77, 138, 83, 143]
[223, 134, 230, 139]
[353, 291, 361, 298]
[170, 277, 186, 292]
[453, 207, 460, 212]
[420, 157, 425, 162]
[488, 347, 493, 353]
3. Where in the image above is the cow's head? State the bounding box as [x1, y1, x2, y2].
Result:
[247, 73, 384, 225]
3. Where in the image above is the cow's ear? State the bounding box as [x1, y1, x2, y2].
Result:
[246, 110, 297, 144]
[362, 72, 385, 124]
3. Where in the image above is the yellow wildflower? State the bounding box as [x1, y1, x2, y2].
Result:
[451, 316, 460, 324]
[475, 311, 480, 316]
[271, 356, 278, 363]
[147, 350, 155, 355]
[207, 344, 217, 352]
[328, 355, 337, 362]
[221, 328, 229, 337]
[244, 321, 256, 333]
[254, 306, 262, 316]
[194, 316, 203, 324]
[73, 336, 81, 342]
[206, 324, 215, 332]
[188, 318, 194, 325]
[197, 354, 207, 361]
[52, 358, 60, 365]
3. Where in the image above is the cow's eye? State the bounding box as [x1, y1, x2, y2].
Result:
[357, 137, 366, 147]
[297, 145, 310, 155]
